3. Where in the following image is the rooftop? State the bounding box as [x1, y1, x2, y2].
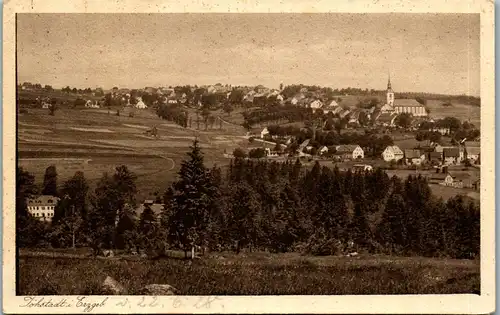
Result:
[394, 99, 424, 107]
[335, 145, 361, 153]
[27, 195, 60, 207]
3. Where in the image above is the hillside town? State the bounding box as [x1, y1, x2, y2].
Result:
[20, 76, 480, 224]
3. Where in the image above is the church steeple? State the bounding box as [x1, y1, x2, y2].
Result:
[386, 73, 394, 106]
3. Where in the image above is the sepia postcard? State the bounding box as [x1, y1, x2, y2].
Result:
[2, 0, 495, 314]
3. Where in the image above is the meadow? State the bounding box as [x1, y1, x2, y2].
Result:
[426, 99, 481, 127]
[17, 108, 246, 200]
[18, 250, 480, 295]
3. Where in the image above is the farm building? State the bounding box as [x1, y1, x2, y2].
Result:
[431, 172, 455, 187]
[427, 151, 443, 165]
[375, 112, 397, 127]
[339, 109, 351, 119]
[318, 146, 329, 155]
[381, 145, 404, 162]
[328, 100, 339, 107]
[334, 145, 364, 160]
[135, 98, 147, 109]
[443, 148, 462, 165]
[464, 141, 480, 163]
[348, 111, 360, 125]
[404, 149, 425, 165]
[27, 195, 60, 222]
[309, 99, 324, 109]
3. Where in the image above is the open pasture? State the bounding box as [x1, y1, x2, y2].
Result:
[426, 100, 481, 127]
[17, 108, 243, 197]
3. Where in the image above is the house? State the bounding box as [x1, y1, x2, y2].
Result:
[136, 200, 164, 222]
[135, 97, 147, 109]
[464, 142, 480, 162]
[352, 164, 373, 172]
[381, 145, 404, 162]
[432, 172, 455, 187]
[348, 111, 360, 125]
[334, 145, 364, 160]
[260, 127, 270, 139]
[243, 91, 256, 103]
[404, 149, 425, 165]
[318, 146, 329, 155]
[465, 146, 480, 163]
[339, 109, 351, 119]
[85, 100, 100, 108]
[322, 106, 337, 115]
[379, 103, 395, 114]
[443, 147, 461, 165]
[328, 100, 339, 107]
[375, 112, 397, 127]
[27, 195, 60, 222]
[428, 151, 443, 165]
[297, 139, 311, 156]
[450, 173, 475, 189]
[310, 99, 324, 109]
[430, 127, 451, 135]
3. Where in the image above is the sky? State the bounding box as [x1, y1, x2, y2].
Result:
[17, 13, 480, 96]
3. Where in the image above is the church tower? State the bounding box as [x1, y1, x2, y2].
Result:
[386, 74, 394, 106]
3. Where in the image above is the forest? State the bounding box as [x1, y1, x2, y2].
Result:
[17, 140, 479, 260]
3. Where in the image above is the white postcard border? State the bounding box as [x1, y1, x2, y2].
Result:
[3, 0, 495, 314]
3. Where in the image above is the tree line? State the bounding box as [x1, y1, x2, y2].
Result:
[17, 140, 479, 259]
[243, 106, 313, 129]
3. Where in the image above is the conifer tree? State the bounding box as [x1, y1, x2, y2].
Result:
[167, 139, 215, 256]
[42, 165, 58, 196]
[17, 168, 45, 248]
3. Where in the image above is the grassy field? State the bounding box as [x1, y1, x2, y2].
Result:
[18, 250, 479, 295]
[17, 108, 245, 200]
[426, 100, 481, 127]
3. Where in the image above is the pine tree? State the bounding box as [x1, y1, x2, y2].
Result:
[17, 168, 45, 248]
[42, 165, 58, 196]
[227, 182, 262, 253]
[378, 193, 408, 254]
[167, 139, 215, 257]
[349, 196, 371, 250]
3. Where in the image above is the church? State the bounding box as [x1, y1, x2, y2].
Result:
[380, 76, 428, 117]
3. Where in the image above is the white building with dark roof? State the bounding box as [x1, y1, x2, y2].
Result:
[27, 195, 60, 222]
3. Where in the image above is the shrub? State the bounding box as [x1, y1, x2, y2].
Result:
[233, 148, 247, 159]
